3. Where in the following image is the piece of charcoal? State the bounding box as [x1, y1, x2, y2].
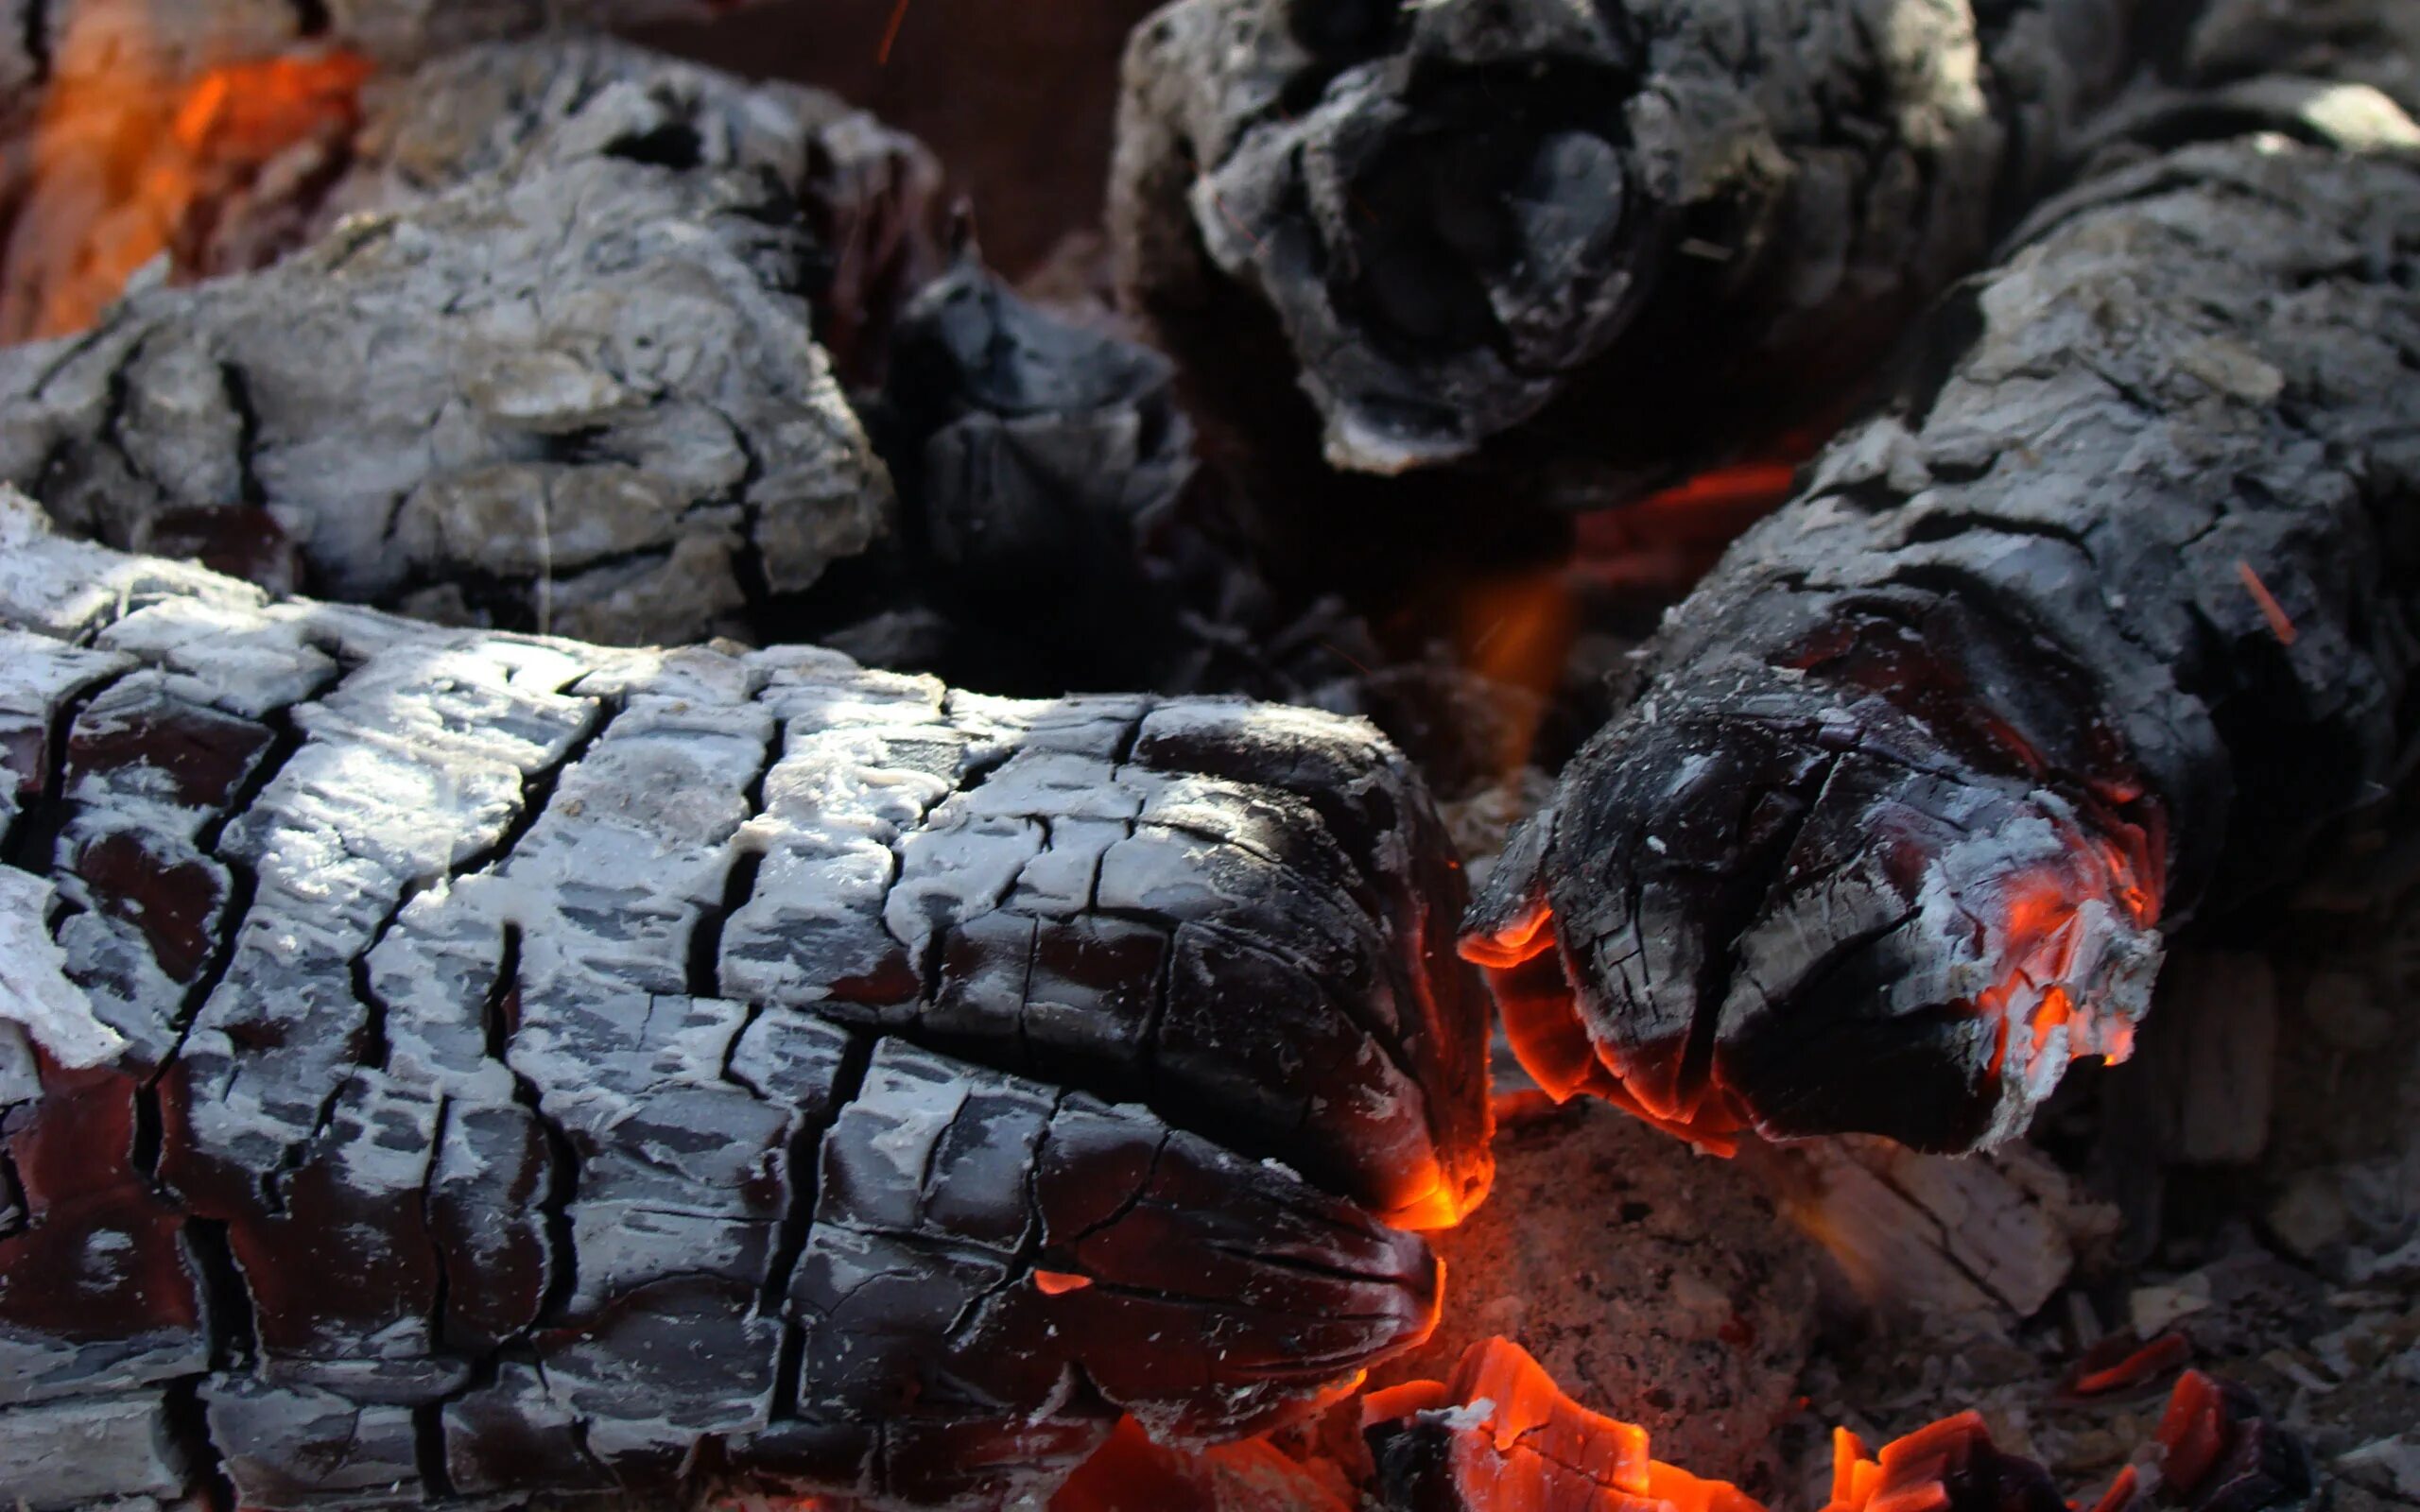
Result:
[834, 243, 1205, 695]
[0, 37, 893, 648]
[815, 245, 1404, 710]
[1110, 0, 2143, 490]
[2155, 1371, 2319, 1512]
[0, 492, 1483, 1510]
[1463, 111, 2420, 1152]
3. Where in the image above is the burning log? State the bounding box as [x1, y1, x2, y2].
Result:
[1109, 0, 2142, 487]
[1462, 112, 2420, 1152]
[1360, 1340, 2316, 1512]
[0, 492, 1491, 1509]
[0, 39, 895, 648]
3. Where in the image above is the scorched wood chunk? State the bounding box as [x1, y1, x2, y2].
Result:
[834, 244, 1385, 706]
[0, 43, 893, 647]
[1463, 120, 2420, 1153]
[0, 494, 1487, 1510]
[1110, 0, 2142, 489]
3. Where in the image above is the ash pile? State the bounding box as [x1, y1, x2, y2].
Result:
[1, 1, 2418, 1511]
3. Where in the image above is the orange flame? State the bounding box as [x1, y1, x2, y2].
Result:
[3, 47, 372, 343]
[1453, 567, 1580, 785]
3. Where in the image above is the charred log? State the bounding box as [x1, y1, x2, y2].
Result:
[1464, 116, 2420, 1152]
[1109, 0, 2143, 491]
[0, 492, 1490, 1510]
[0, 39, 895, 648]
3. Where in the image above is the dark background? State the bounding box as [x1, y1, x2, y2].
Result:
[632, 0, 1165, 273]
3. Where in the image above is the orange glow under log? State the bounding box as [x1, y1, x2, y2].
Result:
[1462, 899, 1557, 971]
[1033, 1269, 1095, 1296]
[1480, 953, 1744, 1156]
[3, 46, 373, 343]
[1452, 566, 1581, 786]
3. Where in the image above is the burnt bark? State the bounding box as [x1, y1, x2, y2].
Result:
[0, 493, 1490, 1510]
[1464, 113, 2420, 1152]
[0, 36, 895, 649]
[1109, 0, 2144, 491]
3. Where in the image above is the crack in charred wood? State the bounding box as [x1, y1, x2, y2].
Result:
[759, 1027, 873, 1333]
[3, 664, 131, 871]
[164, 1375, 236, 1512]
[482, 927, 580, 1338]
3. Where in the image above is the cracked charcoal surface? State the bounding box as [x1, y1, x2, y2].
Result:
[0, 495, 1486, 1510]
[0, 36, 895, 650]
[1464, 124, 2420, 1155]
[1110, 0, 2143, 490]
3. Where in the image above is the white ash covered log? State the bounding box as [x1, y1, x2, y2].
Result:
[0, 493, 1492, 1510]
[1109, 0, 2143, 489]
[0, 39, 894, 648]
[220, 36, 950, 385]
[1463, 110, 2420, 1153]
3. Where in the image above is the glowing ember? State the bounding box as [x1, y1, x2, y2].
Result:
[1360, 1339, 2309, 1512]
[2234, 560, 2299, 647]
[1, 47, 372, 343]
[1363, 1338, 1764, 1512]
[2060, 1332, 2192, 1400]
[1456, 567, 1580, 782]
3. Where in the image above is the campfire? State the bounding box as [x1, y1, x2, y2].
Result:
[1, 1, 2416, 1510]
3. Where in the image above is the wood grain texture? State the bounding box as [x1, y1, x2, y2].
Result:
[1466, 122, 2420, 1153]
[0, 493, 1491, 1510]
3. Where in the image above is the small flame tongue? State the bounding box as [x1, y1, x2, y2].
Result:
[2, 46, 373, 343]
[1355, 1339, 2310, 1512]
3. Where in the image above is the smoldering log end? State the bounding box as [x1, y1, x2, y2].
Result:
[1468, 665, 2165, 1155]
